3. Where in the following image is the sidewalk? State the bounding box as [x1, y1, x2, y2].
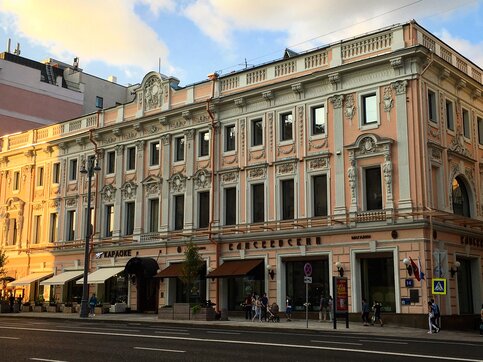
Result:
[1, 312, 481, 343]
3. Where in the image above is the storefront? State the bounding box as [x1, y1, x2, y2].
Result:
[76, 267, 127, 306]
[124, 257, 159, 312]
[40, 270, 83, 303]
[8, 272, 53, 302]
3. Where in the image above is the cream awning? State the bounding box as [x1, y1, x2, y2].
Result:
[40, 270, 84, 286]
[76, 267, 124, 284]
[8, 272, 53, 287]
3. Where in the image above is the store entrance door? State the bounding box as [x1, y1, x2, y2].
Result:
[359, 253, 395, 312]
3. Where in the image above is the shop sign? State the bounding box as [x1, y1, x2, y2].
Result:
[228, 237, 322, 251]
[99, 249, 132, 258]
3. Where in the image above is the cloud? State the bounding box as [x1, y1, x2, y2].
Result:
[438, 29, 483, 68]
[0, 0, 173, 78]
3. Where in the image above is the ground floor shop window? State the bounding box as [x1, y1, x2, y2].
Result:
[104, 272, 128, 304]
[285, 258, 329, 311]
[226, 262, 265, 311]
[457, 258, 474, 314]
[359, 254, 395, 312]
[64, 280, 82, 303]
[175, 276, 207, 304]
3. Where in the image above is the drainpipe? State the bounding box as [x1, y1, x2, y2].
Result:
[206, 72, 220, 309]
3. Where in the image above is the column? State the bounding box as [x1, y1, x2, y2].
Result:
[133, 140, 145, 238]
[184, 129, 194, 230]
[160, 135, 171, 232]
[112, 145, 124, 238]
[331, 95, 347, 215]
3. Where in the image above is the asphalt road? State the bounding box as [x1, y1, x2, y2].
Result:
[0, 318, 481, 361]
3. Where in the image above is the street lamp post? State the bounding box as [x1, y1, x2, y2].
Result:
[79, 155, 100, 318]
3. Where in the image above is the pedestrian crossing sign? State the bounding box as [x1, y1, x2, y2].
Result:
[432, 278, 447, 295]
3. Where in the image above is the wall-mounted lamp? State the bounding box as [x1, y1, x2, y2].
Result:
[450, 261, 461, 278]
[402, 258, 413, 276]
[267, 264, 275, 280]
[335, 261, 344, 277]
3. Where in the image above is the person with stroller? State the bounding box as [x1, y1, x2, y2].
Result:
[285, 296, 292, 321]
[371, 300, 383, 326]
[267, 302, 280, 322]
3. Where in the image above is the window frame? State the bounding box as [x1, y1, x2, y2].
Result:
[124, 201, 135, 235]
[360, 91, 379, 127]
[104, 204, 114, 237]
[445, 98, 455, 132]
[427, 89, 438, 124]
[95, 96, 104, 109]
[462, 107, 471, 139]
[173, 194, 185, 230]
[363, 166, 383, 211]
[32, 214, 41, 244]
[126, 146, 136, 171]
[69, 159, 78, 181]
[310, 104, 326, 137]
[199, 130, 210, 158]
[250, 118, 264, 148]
[280, 112, 293, 142]
[312, 173, 328, 217]
[224, 124, 236, 153]
[13, 171, 20, 191]
[280, 178, 295, 220]
[224, 186, 237, 226]
[147, 198, 159, 233]
[251, 183, 265, 223]
[149, 141, 160, 167]
[174, 136, 185, 162]
[477, 116, 483, 146]
[66, 209, 76, 241]
[36, 166, 44, 187]
[198, 191, 210, 229]
[49, 212, 58, 243]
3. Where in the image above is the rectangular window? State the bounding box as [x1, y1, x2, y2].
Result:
[428, 90, 437, 123]
[125, 202, 135, 235]
[446, 100, 454, 131]
[105, 205, 114, 237]
[365, 167, 382, 211]
[12, 219, 17, 246]
[33, 215, 41, 244]
[199, 131, 210, 157]
[313, 175, 328, 217]
[251, 118, 263, 146]
[95, 96, 103, 109]
[252, 184, 264, 223]
[49, 213, 58, 243]
[281, 179, 294, 220]
[106, 151, 115, 174]
[198, 191, 210, 228]
[52, 163, 60, 184]
[478, 117, 483, 146]
[69, 159, 77, 181]
[149, 142, 160, 166]
[126, 146, 136, 171]
[37, 166, 44, 187]
[13, 171, 20, 191]
[66, 210, 76, 241]
[224, 187, 236, 225]
[174, 195, 184, 230]
[225, 125, 236, 152]
[175, 136, 185, 162]
[311, 105, 326, 135]
[280, 112, 293, 141]
[148, 199, 159, 232]
[362, 94, 377, 124]
[462, 108, 470, 138]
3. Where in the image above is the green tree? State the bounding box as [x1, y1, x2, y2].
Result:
[180, 241, 204, 304]
[0, 249, 7, 279]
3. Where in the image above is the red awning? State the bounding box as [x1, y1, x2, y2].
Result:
[155, 263, 183, 278]
[206, 259, 263, 278]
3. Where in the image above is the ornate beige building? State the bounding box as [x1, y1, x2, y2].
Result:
[0, 21, 482, 324]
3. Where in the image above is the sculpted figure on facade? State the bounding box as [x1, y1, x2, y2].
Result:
[347, 158, 356, 201]
[144, 76, 163, 112]
[383, 153, 393, 195]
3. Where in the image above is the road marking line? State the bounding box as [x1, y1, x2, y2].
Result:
[0, 336, 20, 340]
[311, 340, 362, 346]
[2, 326, 480, 362]
[154, 331, 190, 335]
[134, 347, 185, 353]
[30, 358, 68, 362]
[359, 339, 408, 345]
[206, 331, 240, 335]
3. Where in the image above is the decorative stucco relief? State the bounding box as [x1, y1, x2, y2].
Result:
[144, 76, 163, 112]
[121, 181, 137, 200]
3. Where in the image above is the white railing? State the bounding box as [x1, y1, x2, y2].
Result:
[221, 76, 239, 91]
[304, 51, 327, 69]
[342, 32, 392, 60]
[246, 69, 266, 85]
[274, 60, 296, 77]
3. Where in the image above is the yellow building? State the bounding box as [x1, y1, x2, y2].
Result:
[0, 21, 482, 325]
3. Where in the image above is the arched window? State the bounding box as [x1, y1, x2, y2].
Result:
[452, 176, 470, 217]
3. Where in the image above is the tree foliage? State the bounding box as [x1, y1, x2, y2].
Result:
[180, 241, 204, 303]
[0, 249, 7, 278]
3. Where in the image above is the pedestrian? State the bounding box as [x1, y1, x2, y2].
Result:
[372, 300, 383, 326]
[427, 301, 439, 334]
[9, 293, 15, 313]
[319, 295, 328, 322]
[251, 293, 256, 320]
[328, 296, 333, 322]
[261, 293, 269, 322]
[431, 298, 440, 330]
[361, 298, 370, 326]
[285, 296, 292, 321]
[252, 296, 261, 322]
[243, 294, 252, 320]
[88, 293, 97, 317]
[479, 304, 483, 335]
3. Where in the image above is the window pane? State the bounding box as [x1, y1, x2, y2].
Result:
[69, 159, 77, 181]
[50, 213, 58, 242]
[52, 163, 60, 184]
[281, 180, 294, 220]
[125, 202, 135, 235]
[365, 167, 382, 210]
[281, 113, 293, 141]
[105, 205, 113, 237]
[225, 125, 236, 151]
[198, 192, 210, 228]
[33, 215, 41, 244]
[313, 175, 328, 216]
[107, 151, 115, 174]
[252, 184, 264, 222]
[446, 100, 454, 131]
[252, 119, 263, 146]
[225, 187, 236, 225]
[127, 147, 136, 170]
[200, 131, 210, 157]
[149, 199, 159, 232]
[312, 106, 325, 135]
[463, 109, 470, 138]
[150, 142, 160, 165]
[175, 137, 185, 161]
[478, 117, 483, 145]
[174, 195, 184, 230]
[13, 171, 20, 190]
[67, 210, 76, 240]
[363, 94, 377, 124]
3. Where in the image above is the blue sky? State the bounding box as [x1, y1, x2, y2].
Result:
[0, 0, 482, 87]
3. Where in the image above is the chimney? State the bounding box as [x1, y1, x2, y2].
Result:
[6, 38, 11, 53]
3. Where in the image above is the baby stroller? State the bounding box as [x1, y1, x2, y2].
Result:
[267, 302, 280, 322]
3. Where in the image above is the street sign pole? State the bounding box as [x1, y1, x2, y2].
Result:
[305, 282, 309, 328]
